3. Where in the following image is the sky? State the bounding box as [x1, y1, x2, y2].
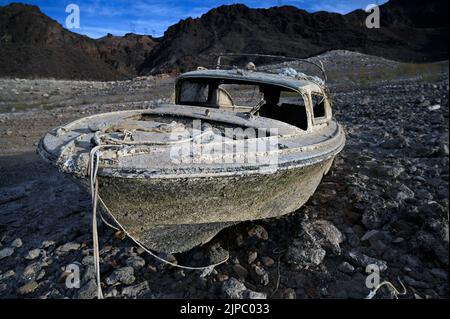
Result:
[0, 0, 388, 38]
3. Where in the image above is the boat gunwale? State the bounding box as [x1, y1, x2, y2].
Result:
[96, 125, 345, 179]
[176, 69, 323, 93]
[50, 105, 305, 137]
[37, 119, 345, 180]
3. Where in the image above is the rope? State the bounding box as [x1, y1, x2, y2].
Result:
[88, 142, 229, 299]
[365, 277, 407, 299]
[98, 195, 229, 271]
[269, 248, 286, 299]
[89, 147, 103, 299]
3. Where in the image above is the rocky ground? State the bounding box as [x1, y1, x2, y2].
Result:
[0, 51, 448, 299]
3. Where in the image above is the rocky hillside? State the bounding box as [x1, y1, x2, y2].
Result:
[139, 0, 449, 74]
[0, 3, 158, 80]
[96, 33, 159, 77]
[0, 0, 448, 79]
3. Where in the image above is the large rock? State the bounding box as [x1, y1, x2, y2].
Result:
[105, 267, 136, 285]
[55, 242, 80, 255]
[77, 279, 98, 299]
[222, 278, 267, 299]
[302, 220, 345, 255]
[285, 220, 344, 267]
[346, 250, 388, 271]
[121, 281, 150, 298]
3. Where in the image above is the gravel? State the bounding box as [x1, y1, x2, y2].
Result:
[0, 51, 447, 299]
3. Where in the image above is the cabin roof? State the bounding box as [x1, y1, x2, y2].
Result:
[177, 69, 323, 93]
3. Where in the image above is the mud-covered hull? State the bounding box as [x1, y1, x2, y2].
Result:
[37, 106, 345, 253]
[81, 157, 335, 252]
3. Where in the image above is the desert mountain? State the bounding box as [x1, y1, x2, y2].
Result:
[0, 1, 448, 80]
[139, 0, 449, 74]
[0, 3, 158, 80]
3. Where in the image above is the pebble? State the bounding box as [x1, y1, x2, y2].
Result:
[207, 243, 229, 264]
[121, 281, 149, 298]
[285, 238, 326, 267]
[126, 256, 146, 270]
[82, 265, 96, 282]
[222, 278, 247, 299]
[247, 225, 269, 240]
[337, 261, 355, 274]
[235, 234, 245, 247]
[232, 264, 248, 279]
[156, 253, 177, 270]
[346, 250, 388, 271]
[17, 281, 39, 295]
[251, 265, 269, 286]
[0, 247, 14, 260]
[303, 220, 345, 255]
[41, 240, 56, 249]
[104, 287, 118, 298]
[247, 251, 258, 264]
[374, 165, 404, 178]
[429, 268, 448, 281]
[362, 208, 391, 230]
[56, 242, 80, 254]
[77, 279, 98, 299]
[283, 288, 296, 299]
[105, 267, 135, 285]
[216, 273, 229, 282]
[427, 104, 440, 111]
[22, 262, 44, 281]
[360, 96, 370, 106]
[246, 291, 267, 299]
[395, 184, 415, 201]
[81, 255, 95, 266]
[404, 276, 430, 289]
[0, 270, 15, 281]
[361, 230, 379, 241]
[11, 238, 23, 248]
[261, 256, 275, 267]
[222, 278, 266, 299]
[25, 248, 41, 260]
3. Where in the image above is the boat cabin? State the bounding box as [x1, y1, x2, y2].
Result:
[175, 68, 332, 133]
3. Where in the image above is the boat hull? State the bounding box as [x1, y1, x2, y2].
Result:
[36, 107, 345, 253]
[87, 157, 335, 253]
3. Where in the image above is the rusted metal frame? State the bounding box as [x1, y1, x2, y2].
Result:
[215, 53, 327, 82]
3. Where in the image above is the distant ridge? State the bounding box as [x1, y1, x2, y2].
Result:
[139, 0, 449, 74]
[0, 0, 448, 80]
[0, 3, 158, 80]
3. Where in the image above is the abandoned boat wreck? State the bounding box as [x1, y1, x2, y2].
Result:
[38, 54, 346, 253]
